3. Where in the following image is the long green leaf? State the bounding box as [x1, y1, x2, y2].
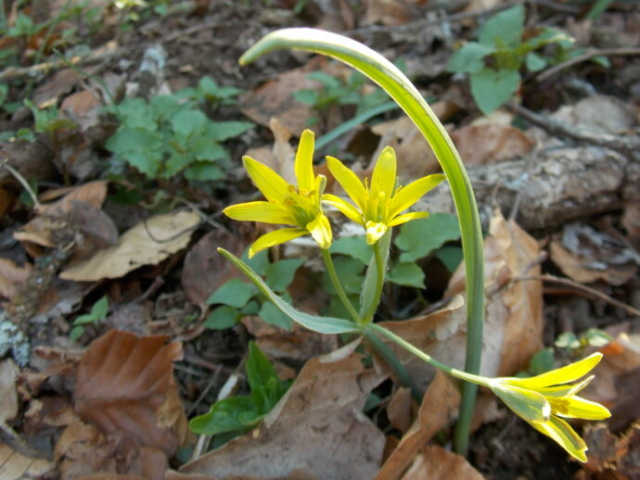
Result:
[239, 28, 485, 454]
[218, 248, 358, 334]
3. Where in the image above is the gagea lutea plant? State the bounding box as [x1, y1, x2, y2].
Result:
[218, 28, 610, 462]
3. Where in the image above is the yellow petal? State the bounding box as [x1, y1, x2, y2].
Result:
[295, 129, 315, 193]
[365, 221, 388, 245]
[492, 383, 550, 423]
[387, 211, 430, 228]
[326, 156, 367, 211]
[323, 194, 364, 226]
[389, 174, 445, 219]
[370, 147, 397, 199]
[243, 156, 291, 203]
[224, 201, 296, 225]
[306, 214, 332, 250]
[547, 395, 611, 420]
[249, 228, 307, 258]
[505, 353, 603, 390]
[531, 416, 588, 462]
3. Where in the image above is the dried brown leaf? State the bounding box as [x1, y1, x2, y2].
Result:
[0, 358, 19, 424]
[0, 443, 55, 480]
[179, 341, 385, 480]
[450, 123, 534, 166]
[61, 211, 200, 281]
[74, 330, 187, 457]
[0, 258, 31, 300]
[376, 371, 461, 480]
[400, 445, 485, 480]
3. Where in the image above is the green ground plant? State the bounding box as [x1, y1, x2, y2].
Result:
[104, 81, 253, 181]
[446, 4, 602, 114]
[209, 28, 611, 463]
[190, 341, 291, 448]
[70, 295, 109, 341]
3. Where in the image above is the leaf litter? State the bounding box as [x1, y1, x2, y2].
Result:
[1, 1, 640, 479]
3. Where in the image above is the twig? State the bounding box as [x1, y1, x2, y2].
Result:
[518, 273, 640, 317]
[508, 102, 640, 160]
[536, 47, 640, 82]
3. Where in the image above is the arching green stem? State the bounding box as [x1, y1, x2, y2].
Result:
[321, 249, 360, 324]
[240, 28, 485, 454]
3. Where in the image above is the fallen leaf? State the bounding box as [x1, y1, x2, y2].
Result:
[181, 230, 245, 310]
[450, 123, 535, 166]
[243, 117, 296, 185]
[551, 94, 638, 135]
[362, 0, 419, 26]
[447, 209, 544, 375]
[550, 223, 640, 286]
[577, 423, 640, 480]
[0, 259, 31, 300]
[386, 387, 413, 434]
[73, 330, 188, 457]
[239, 57, 325, 134]
[61, 211, 200, 281]
[0, 358, 19, 424]
[376, 370, 461, 480]
[31, 68, 81, 108]
[177, 341, 385, 480]
[0, 443, 55, 480]
[60, 89, 102, 130]
[400, 445, 485, 480]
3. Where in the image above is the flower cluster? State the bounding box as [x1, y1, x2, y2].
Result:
[224, 129, 444, 255]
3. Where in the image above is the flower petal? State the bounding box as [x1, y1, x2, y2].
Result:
[365, 221, 388, 245]
[492, 383, 550, 423]
[370, 147, 397, 199]
[547, 395, 611, 420]
[306, 213, 332, 250]
[323, 194, 364, 226]
[224, 201, 296, 225]
[249, 228, 307, 258]
[531, 416, 588, 463]
[295, 129, 315, 194]
[387, 211, 430, 227]
[505, 353, 603, 390]
[388, 174, 445, 219]
[243, 156, 291, 203]
[326, 156, 367, 211]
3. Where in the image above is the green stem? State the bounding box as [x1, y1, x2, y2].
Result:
[362, 240, 384, 324]
[321, 249, 360, 324]
[240, 28, 485, 455]
[367, 323, 490, 388]
[362, 327, 423, 403]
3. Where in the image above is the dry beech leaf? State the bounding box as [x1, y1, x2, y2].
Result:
[61, 211, 200, 281]
[362, 0, 418, 26]
[0, 358, 19, 424]
[0, 443, 55, 480]
[447, 209, 544, 376]
[450, 123, 534, 166]
[239, 57, 324, 134]
[550, 223, 639, 286]
[243, 117, 296, 186]
[386, 387, 413, 434]
[177, 341, 385, 480]
[0, 258, 31, 300]
[400, 445, 484, 480]
[376, 370, 461, 480]
[584, 332, 640, 431]
[551, 94, 638, 135]
[14, 180, 110, 249]
[577, 423, 640, 480]
[181, 229, 246, 310]
[31, 68, 81, 108]
[74, 330, 188, 457]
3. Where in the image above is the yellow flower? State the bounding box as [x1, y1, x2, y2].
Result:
[323, 147, 445, 244]
[224, 130, 331, 257]
[488, 352, 611, 462]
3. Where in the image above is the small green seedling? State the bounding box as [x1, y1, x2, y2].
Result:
[104, 89, 253, 181]
[70, 295, 109, 341]
[189, 341, 291, 446]
[556, 328, 613, 353]
[447, 4, 586, 114]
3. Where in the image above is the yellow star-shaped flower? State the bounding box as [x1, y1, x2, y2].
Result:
[323, 147, 445, 244]
[224, 130, 331, 257]
[489, 352, 611, 462]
